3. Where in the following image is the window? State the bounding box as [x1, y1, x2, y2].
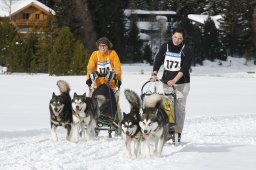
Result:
[35, 14, 40, 20]
[22, 13, 30, 19]
[19, 27, 29, 33]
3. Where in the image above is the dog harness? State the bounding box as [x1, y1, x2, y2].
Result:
[163, 43, 185, 71]
[51, 119, 71, 127]
[126, 130, 143, 142]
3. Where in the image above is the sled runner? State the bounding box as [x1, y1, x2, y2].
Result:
[141, 80, 179, 144]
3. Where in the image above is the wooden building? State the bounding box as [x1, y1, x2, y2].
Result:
[0, 0, 55, 33]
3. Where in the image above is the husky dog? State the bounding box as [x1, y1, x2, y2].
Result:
[139, 94, 169, 157]
[72, 93, 105, 142]
[49, 80, 72, 142]
[121, 89, 142, 159]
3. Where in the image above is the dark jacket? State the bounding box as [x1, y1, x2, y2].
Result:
[153, 41, 192, 84]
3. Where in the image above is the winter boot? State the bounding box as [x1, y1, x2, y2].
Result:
[167, 123, 176, 141]
[172, 133, 181, 143]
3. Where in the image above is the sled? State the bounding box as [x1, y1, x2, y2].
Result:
[92, 83, 121, 138]
[141, 80, 179, 144]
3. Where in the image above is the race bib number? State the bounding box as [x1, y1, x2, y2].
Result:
[97, 60, 112, 75]
[164, 51, 181, 71]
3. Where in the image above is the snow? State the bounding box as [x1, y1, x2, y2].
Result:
[124, 9, 176, 16]
[0, 65, 7, 73]
[1, 57, 256, 170]
[188, 14, 222, 29]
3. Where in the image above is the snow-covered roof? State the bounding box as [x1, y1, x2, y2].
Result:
[188, 14, 222, 29]
[138, 33, 150, 40]
[0, 0, 55, 17]
[124, 9, 176, 17]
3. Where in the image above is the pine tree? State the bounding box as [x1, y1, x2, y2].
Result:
[72, 0, 97, 52]
[190, 25, 203, 65]
[219, 0, 253, 57]
[33, 33, 50, 73]
[87, 0, 126, 61]
[126, 20, 143, 62]
[202, 18, 223, 61]
[204, 0, 223, 15]
[7, 40, 32, 73]
[143, 44, 153, 64]
[23, 33, 39, 73]
[128, 0, 149, 9]
[53, 0, 75, 27]
[0, 19, 20, 67]
[70, 40, 87, 75]
[0, 20, 34, 72]
[48, 26, 74, 75]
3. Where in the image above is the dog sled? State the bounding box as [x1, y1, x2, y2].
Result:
[89, 70, 121, 138]
[141, 80, 180, 144]
[92, 83, 120, 137]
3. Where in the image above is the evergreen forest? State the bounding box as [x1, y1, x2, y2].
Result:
[1, 0, 256, 75]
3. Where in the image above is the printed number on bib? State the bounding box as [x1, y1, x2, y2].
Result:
[164, 51, 181, 71]
[98, 67, 110, 75]
[166, 60, 180, 70]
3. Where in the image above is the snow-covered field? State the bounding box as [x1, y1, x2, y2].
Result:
[1, 57, 256, 170]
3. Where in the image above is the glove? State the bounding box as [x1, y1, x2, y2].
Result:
[86, 79, 92, 87]
[90, 71, 98, 81]
[149, 72, 157, 82]
[115, 80, 122, 88]
[106, 70, 116, 81]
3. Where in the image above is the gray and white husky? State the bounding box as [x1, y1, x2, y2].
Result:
[140, 94, 169, 157]
[49, 80, 72, 142]
[71, 93, 105, 142]
[121, 89, 142, 159]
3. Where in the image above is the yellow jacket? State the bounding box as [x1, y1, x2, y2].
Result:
[87, 50, 122, 90]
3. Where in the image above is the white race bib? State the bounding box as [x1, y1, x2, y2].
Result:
[164, 51, 181, 71]
[97, 60, 112, 75]
[96, 51, 112, 75]
[163, 44, 184, 71]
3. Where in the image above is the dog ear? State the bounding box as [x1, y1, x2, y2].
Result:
[52, 92, 56, 98]
[155, 99, 162, 109]
[123, 112, 126, 118]
[83, 92, 86, 97]
[140, 110, 144, 116]
[154, 108, 159, 116]
[73, 92, 77, 98]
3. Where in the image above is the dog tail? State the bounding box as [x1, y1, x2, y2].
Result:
[124, 89, 141, 114]
[57, 80, 70, 94]
[143, 93, 162, 108]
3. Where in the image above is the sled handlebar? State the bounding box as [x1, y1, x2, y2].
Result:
[141, 80, 176, 98]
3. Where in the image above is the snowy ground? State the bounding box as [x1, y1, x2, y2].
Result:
[0, 57, 256, 170]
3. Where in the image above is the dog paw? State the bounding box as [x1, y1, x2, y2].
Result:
[153, 151, 161, 157]
[131, 154, 138, 159]
[51, 137, 58, 142]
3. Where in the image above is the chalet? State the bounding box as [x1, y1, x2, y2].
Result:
[124, 9, 177, 54]
[0, 0, 55, 33]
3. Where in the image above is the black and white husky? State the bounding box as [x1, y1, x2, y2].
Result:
[71, 93, 105, 142]
[49, 80, 72, 142]
[140, 94, 169, 157]
[121, 89, 142, 159]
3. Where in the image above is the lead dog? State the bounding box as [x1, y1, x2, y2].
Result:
[72, 93, 105, 142]
[49, 80, 72, 142]
[121, 89, 142, 159]
[139, 94, 169, 157]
